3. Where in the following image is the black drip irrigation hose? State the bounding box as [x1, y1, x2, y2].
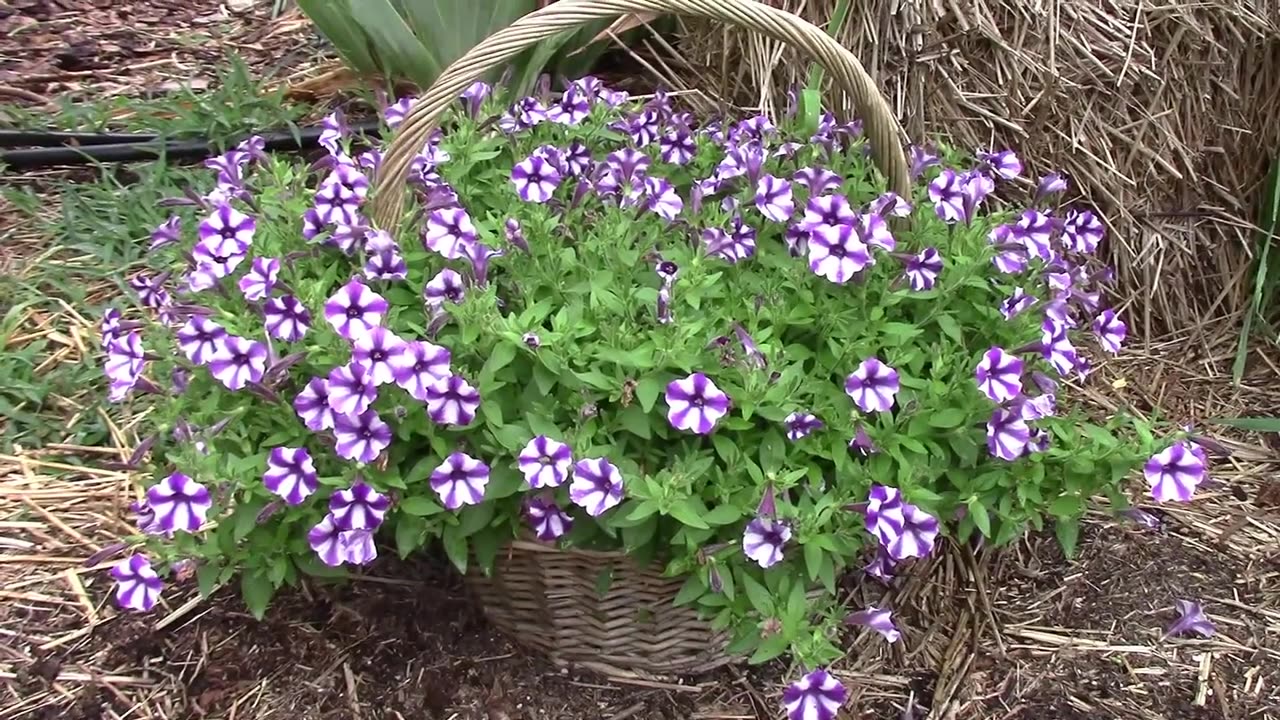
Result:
[0, 121, 384, 170]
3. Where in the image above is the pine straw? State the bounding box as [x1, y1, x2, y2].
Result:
[676, 0, 1280, 338]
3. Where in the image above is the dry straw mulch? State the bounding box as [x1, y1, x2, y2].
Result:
[677, 0, 1280, 338]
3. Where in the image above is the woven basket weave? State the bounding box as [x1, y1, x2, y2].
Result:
[373, 0, 909, 680]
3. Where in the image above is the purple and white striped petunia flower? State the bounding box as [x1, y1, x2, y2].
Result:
[642, 176, 683, 220]
[703, 225, 756, 264]
[318, 111, 348, 155]
[845, 605, 901, 643]
[665, 373, 730, 434]
[326, 362, 378, 416]
[389, 340, 451, 401]
[1144, 442, 1206, 502]
[1166, 600, 1216, 638]
[111, 555, 163, 612]
[340, 528, 378, 565]
[364, 245, 408, 281]
[423, 207, 477, 260]
[784, 412, 823, 441]
[864, 485, 906, 546]
[294, 377, 336, 432]
[262, 447, 318, 505]
[430, 452, 491, 510]
[844, 358, 900, 413]
[853, 212, 895, 252]
[1062, 209, 1105, 254]
[150, 216, 181, 250]
[1093, 309, 1126, 354]
[384, 96, 413, 128]
[782, 669, 847, 720]
[146, 472, 212, 535]
[808, 223, 872, 284]
[264, 295, 311, 342]
[104, 331, 145, 384]
[849, 425, 878, 456]
[742, 517, 791, 568]
[928, 170, 967, 223]
[793, 167, 842, 196]
[198, 204, 255, 247]
[568, 458, 624, 517]
[754, 175, 795, 222]
[999, 287, 1038, 320]
[978, 149, 1023, 180]
[333, 409, 392, 465]
[208, 335, 267, 390]
[423, 268, 466, 310]
[885, 503, 940, 560]
[237, 257, 280, 301]
[176, 316, 227, 365]
[909, 144, 941, 179]
[1013, 209, 1055, 261]
[330, 481, 390, 530]
[460, 81, 491, 118]
[869, 191, 913, 218]
[425, 374, 481, 426]
[192, 234, 249, 279]
[659, 128, 696, 165]
[308, 514, 345, 567]
[525, 497, 573, 541]
[986, 409, 1030, 461]
[511, 154, 562, 203]
[351, 326, 404, 386]
[799, 194, 855, 231]
[323, 280, 387, 340]
[975, 347, 1023, 403]
[518, 436, 573, 489]
[902, 247, 943, 290]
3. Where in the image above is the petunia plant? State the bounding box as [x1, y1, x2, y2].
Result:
[102, 78, 1210, 715]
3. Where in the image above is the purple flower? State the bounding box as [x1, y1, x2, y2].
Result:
[809, 224, 872, 284]
[192, 234, 249, 280]
[326, 362, 378, 416]
[333, 410, 392, 465]
[364, 246, 408, 281]
[236, 257, 280, 302]
[518, 436, 573, 489]
[1036, 172, 1068, 201]
[384, 96, 413, 128]
[460, 81, 491, 118]
[548, 85, 591, 125]
[308, 514, 345, 567]
[987, 409, 1030, 461]
[522, 332, 541, 349]
[1040, 323, 1080, 377]
[294, 377, 336, 431]
[928, 170, 967, 223]
[150, 216, 181, 250]
[641, 177, 683, 221]
[755, 175, 795, 222]
[525, 497, 573, 541]
[975, 347, 1023, 403]
[732, 324, 767, 369]
[388, 340, 451, 401]
[318, 111, 348, 155]
[864, 485, 905, 546]
[742, 517, 791, 568]
[1062, 209, 1104, 253]
[785, 412, 823, 441]
[261, 295, 310, 342]
[146, 472, 212, 535]
[323, 280, 387, 340]
[569, 458, 624, 517]
[869, 191, 913, 218]
[799, 194, 854, 231]
[340, 528, 378, 565]
[887, 503, 940, 559]
[1144, 442, 1206, 502]
[1093, 309, 1126, 354]
[782, 669, 846, 720]
[845, 606, 901, 643]
[430, 452, 490, 510]
[1000, 287, 1038, 320]
[104, 332, 145, 390]
[849, 425, 878, 456]
[902, 248, 942, 290]
[503, 218, 531, 254]
[425, 374, 481, 426]
[909, 144, 941, 179]
[263, 447, 318, 505]
[198, 204, 255, 247]
[462, 241, 503, 287]
[660, 128, 696, 165]
[665, 373, 730, 434]
[423, 268, 466, 310]
[512, 155, 562, 203]
[423, 207, 477, 260]
[351, 327, 404, 386]
[978, 149, 1023, 180]
[176, 316, 226, 365]
[111, 555, 163, 612]
[703, 225, 756, 264]
[330, 481, 390, 530]
[793, 167, 842, 196]
[844, 358, 900, 413]
[605, 148, 651, 188]
[1166, 600, 1216, 638]
[864, 549, 896, 582]
[208, 335, 267, 390]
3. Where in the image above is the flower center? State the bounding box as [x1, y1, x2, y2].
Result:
[370, 350, 385, 362]
[346, 306, 363, 319]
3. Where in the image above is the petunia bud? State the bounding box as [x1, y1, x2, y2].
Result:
[171, 558, 197, 582]
[708, 565, 724, 593]
[127, 435, 158, 469]
[256, 500, 283, 524]
[523, 332, 541, 349]
[84, 541, 128, 568]
[504, 218, 530, 253]
[757, 484, 777, 518]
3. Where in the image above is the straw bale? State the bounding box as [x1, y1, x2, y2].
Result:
[678, 0, 1280, 337]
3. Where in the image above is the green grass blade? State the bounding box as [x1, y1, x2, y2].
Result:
[1232, 152, 1280, 384]
[1208, 416, 1280, 432]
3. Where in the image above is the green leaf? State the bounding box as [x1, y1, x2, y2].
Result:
[341, 0, 444, 84]
[635, 375, 665, 413]
[484, 465, 525, 500]
[197, 562, 222, 598]
[701, 504, 742, 527]
[803, 543, 823, 581]
[1209, 416, 1280, 432]
[442, 525, 468, 574]
[711, 434, 738, 463]
[479, 341, 519, 386]
[673, 574, 705, 606]
[935, 313, 964, 343]
[740, 571, 774, 615]
[667, 497, 711, 529]
[395, 514, 427, 557]
[748, 633, 790, 665]
[240, 570, 275, 620]
[616, 405, 652, 439]
[399, 496, 443, 516]
[967, 498, 992, 537]
[1055, 517, 1081, 558]
[1048, 495, 1085, 518]
[573, 369, 616, 391]
[458, 502, 496, 536]
[928, 408, 969, 429]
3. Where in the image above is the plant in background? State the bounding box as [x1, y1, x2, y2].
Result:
[102, 78, 1209, 717]
[296, 0, 615, 96]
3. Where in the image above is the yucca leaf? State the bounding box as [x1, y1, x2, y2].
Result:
[397, 0, 536, 84]
[344, 0, 442, 85]
[296, 0, 378, 75]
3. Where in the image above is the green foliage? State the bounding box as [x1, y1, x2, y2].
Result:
[113, 85, 1176, 664]
[296, 0, 612, 95]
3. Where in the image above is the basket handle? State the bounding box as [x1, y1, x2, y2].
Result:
[369, 0, 911, 228]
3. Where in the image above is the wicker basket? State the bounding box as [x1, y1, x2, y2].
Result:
[373, 0, 910, 680]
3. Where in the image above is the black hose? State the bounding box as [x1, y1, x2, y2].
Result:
[0, 121, 384, 170]
[0, 129, 161, 147]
